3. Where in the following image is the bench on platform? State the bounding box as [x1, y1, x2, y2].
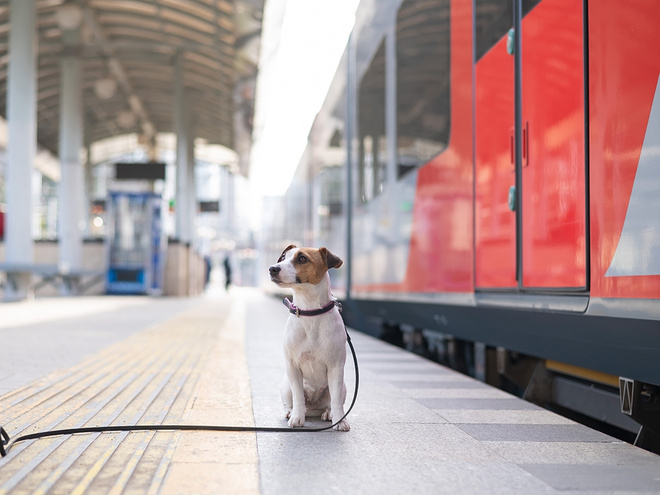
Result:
[0, 262, 105, 299]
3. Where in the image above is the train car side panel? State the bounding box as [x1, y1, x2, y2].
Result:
[403, 0, 474, 293]
[589, 0, 660, 299]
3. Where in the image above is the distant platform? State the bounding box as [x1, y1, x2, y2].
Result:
[1, 288, 659, 494]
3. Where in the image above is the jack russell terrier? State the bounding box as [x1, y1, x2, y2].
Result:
[269, 244, 350, 431]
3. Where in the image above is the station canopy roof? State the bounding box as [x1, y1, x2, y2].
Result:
[0, 0, 263, 175]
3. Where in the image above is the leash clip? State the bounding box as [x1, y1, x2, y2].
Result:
[1, 426, 9, 457]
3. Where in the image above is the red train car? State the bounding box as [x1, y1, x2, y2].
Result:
[265, 0, 660, 449]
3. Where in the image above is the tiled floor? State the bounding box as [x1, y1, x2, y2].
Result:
[1, 288, 659, 494]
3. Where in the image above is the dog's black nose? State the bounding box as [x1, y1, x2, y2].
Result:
[269, 266, 280, 275]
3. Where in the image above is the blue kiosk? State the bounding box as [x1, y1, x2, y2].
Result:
[106, 191, 165, 295]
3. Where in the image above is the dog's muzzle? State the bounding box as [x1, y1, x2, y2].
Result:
[269, 265, 281, 283]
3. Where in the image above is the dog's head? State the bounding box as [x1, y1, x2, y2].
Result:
[269, 245, 343, 287]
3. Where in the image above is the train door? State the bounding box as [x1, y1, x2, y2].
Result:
[475, 0, 587, 290]
[475, 0, 517, 288]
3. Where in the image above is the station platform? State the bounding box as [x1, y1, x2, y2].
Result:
[1, 287, 659, 494]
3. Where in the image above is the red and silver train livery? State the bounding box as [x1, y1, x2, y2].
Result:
[262, 0, 660, 451]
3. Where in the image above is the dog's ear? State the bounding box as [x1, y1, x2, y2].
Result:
[319, 247, 343, 269]
[278, 244, 296, 262]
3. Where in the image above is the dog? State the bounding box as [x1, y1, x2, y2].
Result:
[269, 244, 350, 431]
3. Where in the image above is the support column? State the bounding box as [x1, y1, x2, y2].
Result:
[58, 29, 85, 277]
[187, 123, 197, 294]
[174, 51, 190, 244]
[226, 170, 235, 236]
[385, 22, 397, 191]
[385, 21, 401, 258]
[5, 0, 37, 299]
[345, 32, 356, 300]
[187, 122, 196, 244]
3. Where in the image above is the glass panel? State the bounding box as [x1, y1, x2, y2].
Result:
[395, 0, 450, 174]
[358, 40, 386, 203]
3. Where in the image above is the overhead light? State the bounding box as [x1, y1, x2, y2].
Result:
[94, 76, 117, 100]
[141, 121, 155, 138]
[128, 94, 143, 113]
[56, 2, 83, 31]
[116, 110, 136, 129]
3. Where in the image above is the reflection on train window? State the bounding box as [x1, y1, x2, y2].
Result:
[318, 166, 343, 235]
[396, 0, 450, 175]
[358, 40, 386, 203]
[475, 0, 511, 61]
[475, 0, 543, 61]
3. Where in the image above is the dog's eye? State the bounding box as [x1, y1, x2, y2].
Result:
[297, 255, 308, 264]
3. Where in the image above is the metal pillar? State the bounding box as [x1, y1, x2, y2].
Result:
[187, 122, 196, 246]
[186, 125, 197, 294]
[345, 32, 355, 301]
[5, 0, 37, 298]
[385, 19, 400, 254]
[385, 20, 397, 194]
[58, 29, 85, 276]
[226, 169, 235, 237]
[174, 51, 190, 243]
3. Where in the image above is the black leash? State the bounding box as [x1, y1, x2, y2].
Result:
[0, 299, 359, 458]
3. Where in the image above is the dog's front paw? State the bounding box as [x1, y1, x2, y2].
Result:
[334, 419, 350, 431]
[288, 414, 305, 427]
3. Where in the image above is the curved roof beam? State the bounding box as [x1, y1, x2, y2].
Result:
[81, 5, 157, 145]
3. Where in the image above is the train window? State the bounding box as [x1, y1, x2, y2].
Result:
[358, 40, 386, 203]
[318, 166, 343, 234]
[396, 0, 450, 175]
[475, 0, 543, 61]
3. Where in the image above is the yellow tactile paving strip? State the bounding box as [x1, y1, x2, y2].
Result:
[0, 294, 259, 494]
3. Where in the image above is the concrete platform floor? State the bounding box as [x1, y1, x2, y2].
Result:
[1, 287, 659, 494]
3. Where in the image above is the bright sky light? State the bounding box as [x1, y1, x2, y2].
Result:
[249, 0, 359, 198]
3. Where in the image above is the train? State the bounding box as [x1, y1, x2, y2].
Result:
[260, 0, 660, 452]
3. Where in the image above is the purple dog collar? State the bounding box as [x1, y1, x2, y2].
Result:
[282, 298, 341, 317]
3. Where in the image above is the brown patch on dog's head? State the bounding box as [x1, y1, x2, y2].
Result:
[291, 247, 343, 285]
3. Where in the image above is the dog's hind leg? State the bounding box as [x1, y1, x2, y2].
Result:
[327, 366, 350, 431]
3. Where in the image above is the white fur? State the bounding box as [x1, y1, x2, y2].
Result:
[269, 247, 350, 431]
